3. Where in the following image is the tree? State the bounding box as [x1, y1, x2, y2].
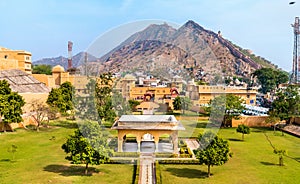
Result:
[206, 94, 244, 127]
[95, 73, 116, 124]
[112, 90, 131, 116]
[75, 79, 98, 121]
[47, 82, 74, 114]
[269, 85, 300, 121]
[172, 96, 192, 114]
[252, 68, 289, 94]
[194, 131, 232, 177]
[236, 124, 250, 140]
[0, 80, 25, 132]
[128, 99, 140, 112]
[274, 148, 287, 166]
[32, 64, 52, 75]
[29, 99, 55, 131]
[61, 121, 112, 175]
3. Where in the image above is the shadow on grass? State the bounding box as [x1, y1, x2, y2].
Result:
[228, 138, 243, 142]
[0, 159, 17, 163]
[44, 164, 99, 176]
[165, 168, 209, 179]
[50, 121, 78, 129]
[260, 161, 277, 166]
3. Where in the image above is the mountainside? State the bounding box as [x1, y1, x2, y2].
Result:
[33, 52, 99, 70]
[34, 20, 278, 82]
[99, 20, 276, 82]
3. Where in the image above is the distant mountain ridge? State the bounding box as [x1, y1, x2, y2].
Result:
[34, 20, 278, 82]
[33, 52, 99, 70]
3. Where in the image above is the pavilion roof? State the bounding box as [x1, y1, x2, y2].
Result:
[112, 115, 185, 130]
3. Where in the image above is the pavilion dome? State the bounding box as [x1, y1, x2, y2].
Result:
[52, 65, 65, 73]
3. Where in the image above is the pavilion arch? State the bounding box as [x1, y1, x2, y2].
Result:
[112, 115, 185, 154]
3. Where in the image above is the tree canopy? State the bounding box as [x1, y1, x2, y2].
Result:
[47, 81, 74, 113]
[32, 64, 52, 75]
[236, 124, 251, 140]
[269, 85, 300, 121]
[61, 121, 112, 175]
[0, 80, 25, 132]
[194, 131, 232, 177]
[252, 68, 289, 94]
[95, 73, 116, 123]
[207, 94, 244, 127]
[172, 96, 192, 114]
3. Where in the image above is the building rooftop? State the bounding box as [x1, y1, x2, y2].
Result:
[112, 115, 185, 130]
[0, 69, 50, 93]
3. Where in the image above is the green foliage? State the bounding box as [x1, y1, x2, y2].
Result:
[32, 64, 52, 75]
[112, 90, 131, 116]
[252, 68, 289, 94]
[206, 94, 244, 126]
[273, 148, 287, 166]
[47, 81, 74, 113]
[95, 73, 116, 123]
[236, 124, 251, 140]
[0, 80, 25, 131]
[172, 96, 192, 114]
[128, 99, 140, 111]
[194, 131, 232, 177]
[269, 85, 300, 121]
[75, 79, 98, 121]
[61, 121, 112, 175]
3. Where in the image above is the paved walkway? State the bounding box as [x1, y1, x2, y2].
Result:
[139, 153, 155, 184]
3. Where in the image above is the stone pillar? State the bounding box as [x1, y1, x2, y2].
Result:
[172, 131, 178, 154]
[154, 136, 159, 152]
[118, 137, 123, 152]
[136, 136, 141, 153]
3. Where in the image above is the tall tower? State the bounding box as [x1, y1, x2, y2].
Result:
[68, 41, 73, 69]
[291, 17, 300, 84]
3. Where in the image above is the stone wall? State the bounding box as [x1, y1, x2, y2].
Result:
[232, 116, 269, 127]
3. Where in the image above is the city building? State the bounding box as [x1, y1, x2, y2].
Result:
[0, 46, 32, 74]
[187, 82, 258, 106]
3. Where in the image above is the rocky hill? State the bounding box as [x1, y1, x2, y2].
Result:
[34, 20, 277, 82]
[99, 20, 277, 82]
[33, 52, 99, 70]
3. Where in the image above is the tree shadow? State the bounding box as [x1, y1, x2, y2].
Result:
[50, 121, 78, 129]
[165, 168, 209, 179]
[227, 138, 243, 142]
[0, 159, 11, 162]
[260, 161, 277, 166]
[43, 164, 99, 176]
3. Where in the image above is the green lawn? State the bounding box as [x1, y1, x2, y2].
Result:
[1, 120, 299, 184]
[0, 123, 133, 184]
[161, 127, 300, 184]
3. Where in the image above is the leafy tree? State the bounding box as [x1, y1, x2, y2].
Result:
[194, 131, 232, 177]
[47, 82, 74, 114]
[128, 99, 140, 112]
[274, 148, 287, 166]
[172, 96, 192, 114]
[61, 121, 112, 175]
[112, 90, 131, 116]
[252, 68, 288, 94]
[269, 85, 300, 121]
[0, 80, 25, 132]
[32, 64, 52, 75]
[75, 79, 98, 121]
[206, 94, 244, 127]
[236, 124, 250, 140]
[95, 73, 116, 124]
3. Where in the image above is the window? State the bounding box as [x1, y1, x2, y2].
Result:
[247, 95, 250, 98]
[4, 55, 8, 59]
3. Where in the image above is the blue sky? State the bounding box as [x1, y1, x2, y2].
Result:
[0, 0, 299, 71]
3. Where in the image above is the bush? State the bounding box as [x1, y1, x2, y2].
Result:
[113, 152, 140, 157]
[155, 161, 162, 184]
[158, 159, 199, 164]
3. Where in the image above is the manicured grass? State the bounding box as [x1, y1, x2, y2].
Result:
[161, 127, 300, 184]
[0, 123, 133, 184]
